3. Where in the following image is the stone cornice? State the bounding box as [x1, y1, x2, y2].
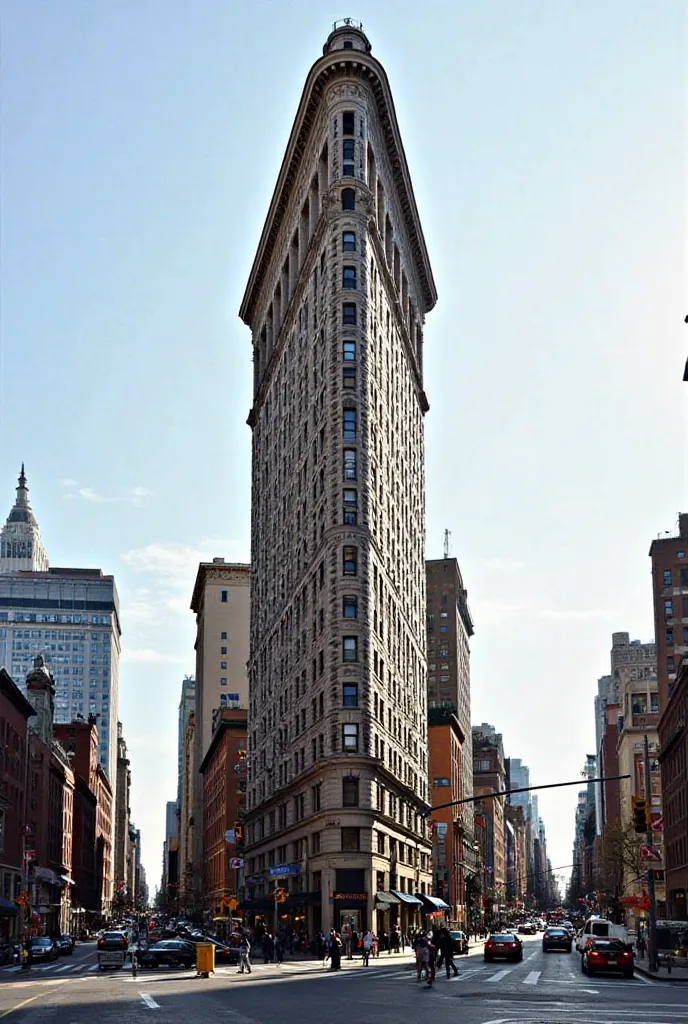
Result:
[240, 51, 437, 330]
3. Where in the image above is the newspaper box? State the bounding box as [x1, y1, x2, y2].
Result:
[196, 943, 215, 977]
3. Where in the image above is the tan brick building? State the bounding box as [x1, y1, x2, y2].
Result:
[240, 20, 436, 934]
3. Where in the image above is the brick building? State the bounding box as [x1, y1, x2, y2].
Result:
[199, 707, 247, 929]
[473, 724, 506, 916]
[650, 515, 688, 920]
[427, 708, 468, 926]
[0, 669, 35, 941]
[658, 656, 688, 919]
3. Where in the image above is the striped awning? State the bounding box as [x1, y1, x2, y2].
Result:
[390, 890, 422, 906]
[374, 891, 400, 906]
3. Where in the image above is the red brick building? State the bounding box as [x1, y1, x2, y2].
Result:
[200, 707, 247, 927]
[0, 669, 35, 941]
[649, 515, 688, 920]
[658, 656, 688, 919]
[428, 708, 468, 925]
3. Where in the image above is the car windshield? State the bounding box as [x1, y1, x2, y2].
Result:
[491, 935, 516, 942]
[103, 933, 125, 940]
[547, 929, 566, 935]
[591, 940, 622, 950]
[450, 932, 463, 938]
[31, 939, 52, 946]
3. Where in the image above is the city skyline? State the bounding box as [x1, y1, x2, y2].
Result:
[1, 1, 683, 891]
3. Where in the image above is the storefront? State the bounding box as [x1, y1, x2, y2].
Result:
[374, 890, 400, 935]
[283, 891, 322, 939]
[416, 893, 451, 923]
[390, 890, 422, 934]
[0, 899, 18, 942]
[332, 891, 368, 933]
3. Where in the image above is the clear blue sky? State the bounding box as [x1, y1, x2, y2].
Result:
[1, 1, 684, 896]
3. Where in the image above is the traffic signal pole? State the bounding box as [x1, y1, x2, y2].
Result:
[643, 734, 658, 973]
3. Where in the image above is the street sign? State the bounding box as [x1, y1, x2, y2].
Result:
[640, 846, 663, 864]
[651, 814, 664, 832]
[268, 863, 300, 878]
[230, 858, 244, 869]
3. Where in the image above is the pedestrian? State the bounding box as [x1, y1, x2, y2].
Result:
[329, 930, 342, 971]
[362, 930, 373, 966]
[439, 927, 458, 978]
[237, 933, 252, 974]
[274, 934, 283, 965]
[262, 932, 274, 963]
[371, 931, 379, 958]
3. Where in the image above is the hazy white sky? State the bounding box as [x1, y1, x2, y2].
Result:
[1, 0, 684, 894]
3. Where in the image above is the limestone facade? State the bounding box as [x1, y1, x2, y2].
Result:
[239, 22, 437, 932]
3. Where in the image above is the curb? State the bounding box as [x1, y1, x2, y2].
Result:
[634, 962, 688, 983]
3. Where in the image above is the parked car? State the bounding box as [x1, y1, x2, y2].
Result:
[581, 938, 634, 978]
[449, 931, 469, 955]
[27, 937, 58, 964]
[542, 927, 573, 953]
[199, 936, 239, 963]
[56, 935, 74, 956]
[484, 933, 523, 963]
[139, 940, 196, 969]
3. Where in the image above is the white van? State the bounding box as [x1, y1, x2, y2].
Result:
[575, 917, 629, 953]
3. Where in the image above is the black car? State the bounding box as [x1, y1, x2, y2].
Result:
[56, 935, 74, 956]
[27, 937, 58, 963]
[542, 927, 572, 953]
[449, 931, 469, 955]
[199, 936, 239, 963]
[139, 940, 196, 969]
[484, 934, 523, 962]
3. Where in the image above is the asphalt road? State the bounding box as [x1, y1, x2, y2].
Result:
[0, 935, 686, 1023]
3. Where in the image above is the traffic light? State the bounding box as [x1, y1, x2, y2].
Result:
[632, 796, 651, 833]
[428, 821, 436, 838]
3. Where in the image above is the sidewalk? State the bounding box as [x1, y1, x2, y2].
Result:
[634, 953, 688, 982]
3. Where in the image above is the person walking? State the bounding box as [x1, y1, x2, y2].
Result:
[362, 930, 373, 966]
[329, 930, 342, 971]
[237, 934, 252, 974]
[439, 928, 459, 978]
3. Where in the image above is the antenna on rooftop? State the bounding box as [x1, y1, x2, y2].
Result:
[444, 529, 451, 559]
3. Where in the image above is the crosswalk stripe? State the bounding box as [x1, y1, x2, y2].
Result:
[523, 971, 540, 985]
[485, 969, 511, 983]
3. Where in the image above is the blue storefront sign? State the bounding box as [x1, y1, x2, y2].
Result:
[268, 863, 301, 878]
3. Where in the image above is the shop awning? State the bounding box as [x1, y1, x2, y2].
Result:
[0, 898, 17, 915]
[390, 891, 422, 906]
[284, 891, 322, 909]
[61, 876, 75, 886]
[33, 867, 61, 885]
[416, 893, 450, 912]
[374, 891, 400, 907]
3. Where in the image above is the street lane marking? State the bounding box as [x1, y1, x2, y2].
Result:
[140, 993, 160, 1009]
[55, 964, 73, 972]
[486, 969, 511, 982]
[523, 970, 541, 984]
[0, 995, 41, 1018]
[87, 964, 99, 971]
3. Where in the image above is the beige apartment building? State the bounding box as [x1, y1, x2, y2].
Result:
[239, 20, 437, 935]
[610, 632, 665, 913]
[190, 559, 250, 906]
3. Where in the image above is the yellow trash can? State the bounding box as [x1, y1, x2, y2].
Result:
[196, 943, 215, 977]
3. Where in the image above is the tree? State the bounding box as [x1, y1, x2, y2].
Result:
[596, 822, 643, 897]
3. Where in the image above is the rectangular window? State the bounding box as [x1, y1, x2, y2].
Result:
[343, 302, 357, 326]
[342, 777, 359, 807]
[343, 546, 358, 576]
[665, 599, 674, 618]
[666, 629, 674, 644]
[343, 489, 358, 525]
[342, 231, 356, 251]
[220, 661, 227, 670]
[221, 632, 227, 640]
[343, 449, 357, 481]
[682, 596, 688, 617]
[668, 656, 675, 671]
[221, 646, 228, 655]
[343, 595, 358, 618]
[683, 627, 688, 643]
[343, 366, 356, 388]
[221, 590, 228, 603]
[343, 408, 357, 440]
[342, 723, 359, 751]
[311, 832, 321, 854]
[220, 677, 227, 686]
[342, 111, 355, 135]
[343, 339, 356, 361]
[341, 827, 360, 852]
[664, 569, 673, 586]
[343, 683, 358, 707]
[342, 139, 355, 176]
[681, 568, 688, 587]
[343, 266, 357, 289]
[343, 636, 358, 662]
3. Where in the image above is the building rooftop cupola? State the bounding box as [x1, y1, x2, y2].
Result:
[323, 18, 372, 55]
[0, 464, 49, 572]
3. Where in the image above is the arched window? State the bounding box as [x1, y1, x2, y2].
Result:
[342, 188, 355, 211]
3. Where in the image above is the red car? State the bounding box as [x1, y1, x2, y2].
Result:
[484, 933, 523, 963]
[581, 938, 634, 978]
